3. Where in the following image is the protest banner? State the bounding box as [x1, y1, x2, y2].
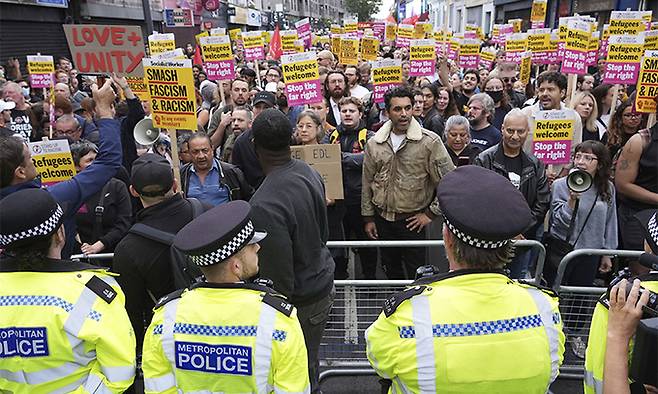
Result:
[479, 48, 496, 70]
[530, 0, 547, 28]
[532, 110, 574, 165]
[295, 18, 312, 49]
[528, 28, 551, 64]
[643, 30, 658, 51]
[603, 35, 644, 85]
[199, 35, 235, 81]
[242, 31, 264, 61]
[409, 39, 435, 77]
[143, 58, 196, 131]
[519, 52, 532, 85]
[148, 33, 176, 55]
[385, 23, 397, 42]
[505, 33, 528, 63]
[561, 19, 590, 75]
[361, 36, 379, 61]
[373, 22, 386, 41]
[27, 139, 76, 186]
[372, 59, 402, 104]
[281, 51, 322, 106]
[396, 24, 414, 48]
[340, 37, 359, 65]
[281, 30, 298, 53]
[459, 38, 480, 69]
[126, 76, 149, 101]
[635, 51, 658, 113]
[290, 144, 344, 200]
[63, 24, 146, 76]
[228, 28, 242, 43]
[609, 11, 647, 36]
[27, 55, 54, 89]
[210, 27, 226, 36]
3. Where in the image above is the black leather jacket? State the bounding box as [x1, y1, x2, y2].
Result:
[475, 144, 550, 235]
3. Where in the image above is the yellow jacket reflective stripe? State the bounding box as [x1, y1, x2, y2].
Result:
[584, 278, 658, 394]
[142, 284, 310, 393]
[365, 272, 566, 393]
[0, 268, 136, 393]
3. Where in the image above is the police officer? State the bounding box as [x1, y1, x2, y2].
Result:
[141, 200, 310, 393]
[0, 188, 136, 392]
[365, 165, 566, 393]
[584, 209, 658, 394]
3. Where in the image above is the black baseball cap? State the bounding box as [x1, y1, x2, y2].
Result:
[130, 153, 174, 197]
[240, 68, 257, 78]
[253, 91, 275, 107]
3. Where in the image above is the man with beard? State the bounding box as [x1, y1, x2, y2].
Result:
[221, 106, 252, 162]
[322, 96, 377, 279]
[453, 69, 479, 115]
[207, 78, 250, 148]
[467, 93, 501, 151]
[324, 70, 350, 127]
[344, 65, 370, 100]
[275, 81, 304, 125]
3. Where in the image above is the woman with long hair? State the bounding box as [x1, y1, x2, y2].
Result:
[607, 99, 642, 159]
[569, 91, 605, 143]
[592, 84, 616, 133]
[436, 86, 460, 120]
[483, 75, 511, 131]
[419, 82, 446, 137]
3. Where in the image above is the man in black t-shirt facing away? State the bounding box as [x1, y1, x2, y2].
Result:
[467, 93, 502, 151]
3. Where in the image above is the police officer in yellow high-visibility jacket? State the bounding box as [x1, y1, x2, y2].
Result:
[142, 200, 310, 393]
[0, 188, 135, 393]
[584, 209, 658, 394]
[366, 166, 566, 393]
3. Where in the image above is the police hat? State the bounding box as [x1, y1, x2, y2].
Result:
[437, 166, 533, 248]
[173, 200, 267, 266]
[635, 209, 658, 255]
[0, 188, 64, 248]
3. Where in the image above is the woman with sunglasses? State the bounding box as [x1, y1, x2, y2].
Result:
[607, 99, 642, 160]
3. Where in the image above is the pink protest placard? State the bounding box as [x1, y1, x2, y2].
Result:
[281, 51, 322, 106]
[561, 20, 590, 75]
[373, 22, 385, 41]
[27, 55, 54, 89]
[603, 35, 644, 85]
[242, 31, 265, 61]
[295, 18, 312, 49]
[459, 38, 481, 69]
[200, 35, 235, 81]
[533, 110, 574, 165]
[409, 39, 435, 77]
[372, 59, 402, 103]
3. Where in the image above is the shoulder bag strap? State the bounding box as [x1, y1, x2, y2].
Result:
[571, 193, 599, 246]
[92, 182, 112, 242]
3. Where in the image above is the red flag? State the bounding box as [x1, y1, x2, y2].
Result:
[193, 45, 203, 66]
[268, 24, 283, 60]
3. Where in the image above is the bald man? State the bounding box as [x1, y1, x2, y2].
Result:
[53, 82, 99, 142]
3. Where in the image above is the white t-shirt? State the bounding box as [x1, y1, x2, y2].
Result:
[350, 85, 370, 100]
[389, 132, 405, 152]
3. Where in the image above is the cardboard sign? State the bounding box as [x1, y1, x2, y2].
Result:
[372, 59, 402, 104]
[604, 35, 644, 84]
[344, 21, 358, 34]
[528, 28, 551, 64]
[505, 33, 528, 64]
[295, 18, 312, 49]
[163, 8, 194, 27]
[447, 37, 460, 61]
[340, 37, 359, 65]
[281, 51, 322, 106]
[148, 33, 176, 55]
[635, 51, 658, 113]
[519, 52, 532, 84]
[144, 58, 197, 130]
[586, 31, 600, 67]
[414, 22, 430, 39]
[530, 0, 547, 28]
[561, 20, 590, 75]
[290, 144, 344, 200]
[199, 35, 235, 81]
[385, 23, 397, 42]
[126, 76, 149, 101]
[459, 38, 480, 69]
[361, 36, 379, 61]
[532, 110, 574, 165]
[63, 24, 146, 76]
[28, 139, 77, 185]
[281, 30, 298, 53]
[609, 11, 647, 36]
[409, 39, 435, 77]
[27, 55, 54, 89]
[242, 31, 264, 61]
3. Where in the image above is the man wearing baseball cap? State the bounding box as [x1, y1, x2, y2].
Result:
[141, 200, 309, 393]
[0, 188, 135, 392]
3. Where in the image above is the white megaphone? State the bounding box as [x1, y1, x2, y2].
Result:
[567, 168, 593, 193]
[133, 118, 160, 146]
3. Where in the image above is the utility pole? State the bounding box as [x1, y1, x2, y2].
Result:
[142, 0, 155, 34]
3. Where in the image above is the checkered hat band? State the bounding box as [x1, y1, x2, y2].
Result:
[190, 221, 255, 266]
[0, 205, 63, 246]
[648, 213, 657, 244]
[445, 217, 509, 249]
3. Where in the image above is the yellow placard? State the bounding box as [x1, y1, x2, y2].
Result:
[195, 31, 209, 45]
[344, 22, 357, 33]
[144, 59, 197, 130]
[385, 23, 397, 41]
[27, 61, 54, 74]
[397, 24, 414, 39]
[636, 54, 658, 113]
[520, 53, 532, 84]
[281, 59, 319, 84]
[126, 76, 149, 101]
[229, 28, 242, 42]
[149, 35, 176, 55]
[506, 37, 528, 52]
[434, 30, 445, 42]
[28, 139, 77, 184]
[606, 38, 644, 64]
[509, 19, 523, 33]
[533, 119, 574, 141]
[609, 20, 645, 36]
[262, 31, 271, 43]
[331, 25, 344, 35]
[528, 31, 551, 52]
[530, 0, 547, 23]
[480, 50, 496, 62]
[243, 33, 263, 49]
[281, 30, 298, 52]
[361, 37, 379, 61]
[565, 24, 590, 52]
[200, 40, 232, 61]
[294, 41, 305, 53]
[410, 40, 435, 60]
[331, 35, 341, 54]
[372, 65, 402, 84]
[414, 22, 430, 39]
[645, 31, 658, 50]
[459, 42, 479, 56]
[340, 38, 359, 65]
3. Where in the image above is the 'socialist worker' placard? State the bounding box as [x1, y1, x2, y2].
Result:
[148, 33, 176, 55]
[27, 55, 54, 89]
[372, 58, 402, 103]
[409, 39, 435, 77]
[27, 139, 76, 186]
[199, 35, 235, 81]
[143, 58, 197, 130]
[126, 76, 149, 101]
[281, 51, 322, 107]
[532, 110, 574, 165]
[635, 50, 658, 113]
[604, 35, 645, 84]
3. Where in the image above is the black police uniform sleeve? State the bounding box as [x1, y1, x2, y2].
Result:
[382, 285, 427, 317]
[154, 288, 186, 309]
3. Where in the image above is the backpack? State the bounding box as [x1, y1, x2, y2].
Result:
[329, 128, 368, 151]
[128, 198, 204, 289]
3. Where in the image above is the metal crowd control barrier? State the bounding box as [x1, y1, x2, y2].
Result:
[553, 249, 643, 380]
